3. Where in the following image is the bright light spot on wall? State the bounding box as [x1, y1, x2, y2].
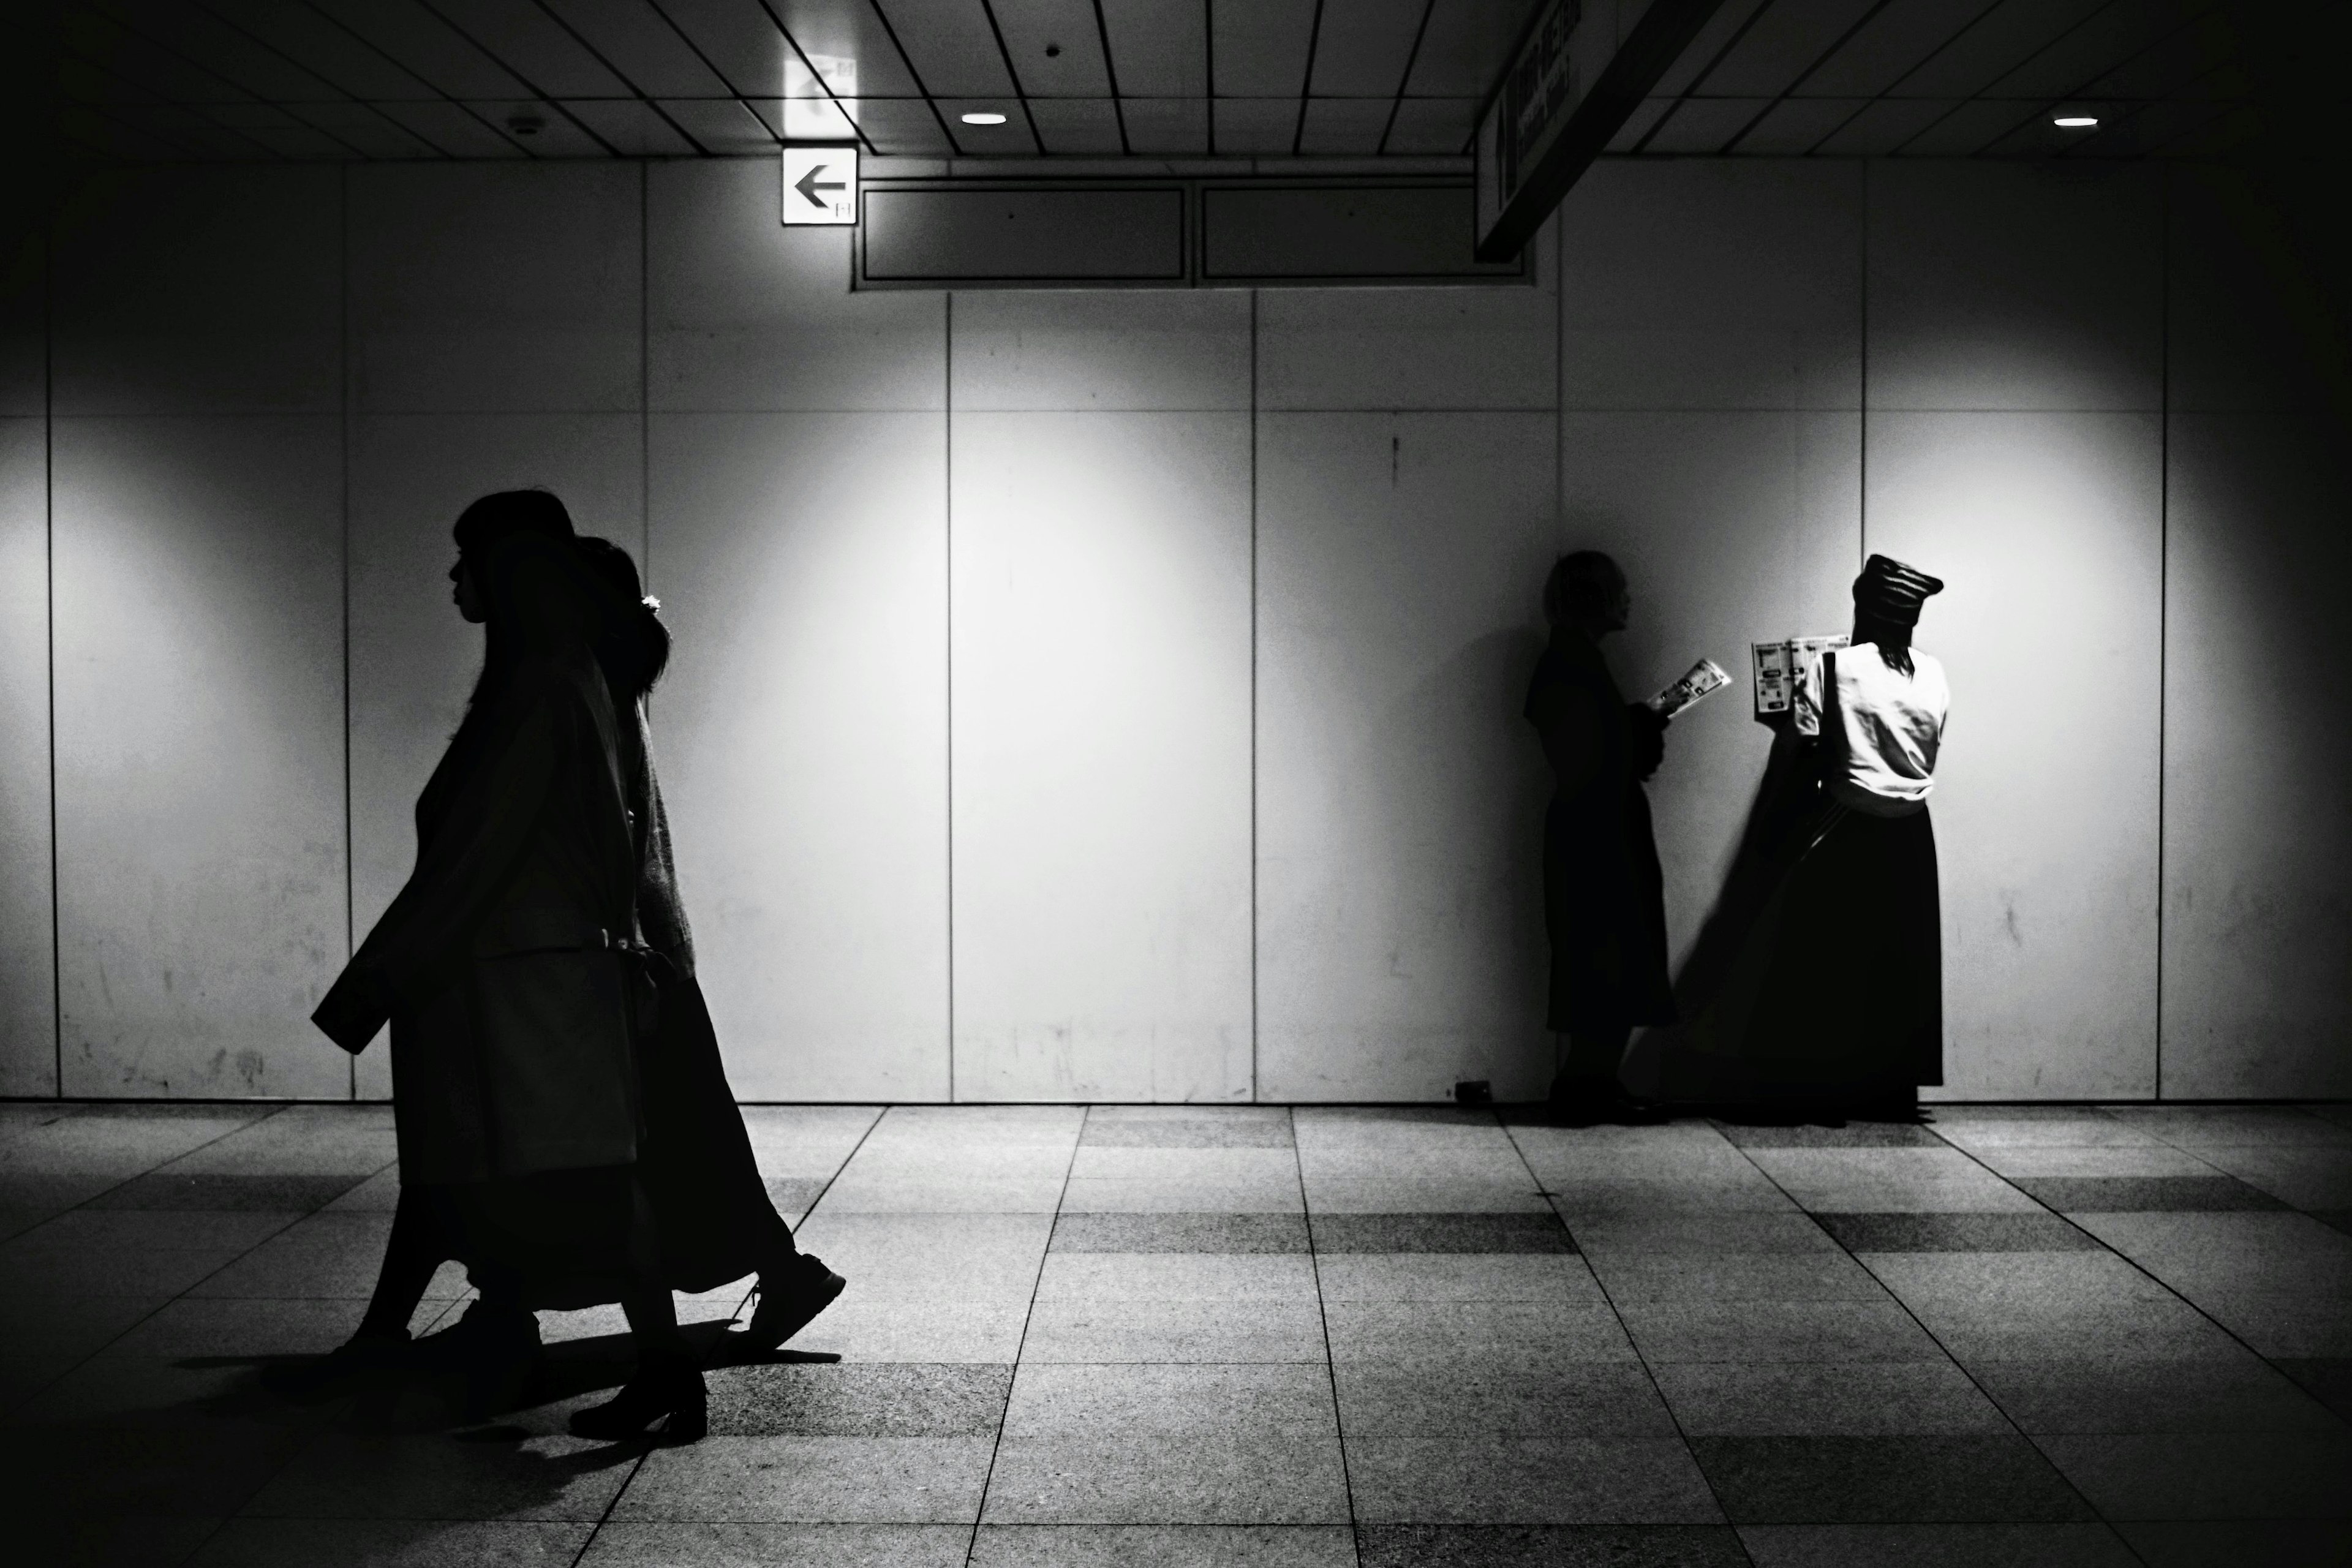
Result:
[962, 111, 1008, 125]
[2052, 116, 2099, 128]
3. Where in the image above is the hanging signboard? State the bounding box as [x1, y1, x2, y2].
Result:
[1474, 0, 1728, 262]
[782, 145, 859, 226]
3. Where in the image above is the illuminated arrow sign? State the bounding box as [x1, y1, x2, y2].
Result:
[781, 146, 858, 226]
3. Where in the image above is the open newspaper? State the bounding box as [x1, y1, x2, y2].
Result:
[1646, 658, 1731, 720]
[1752, 635, 1850, 737]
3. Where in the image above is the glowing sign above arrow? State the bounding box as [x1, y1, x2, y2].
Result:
[782, 146, 858, 227]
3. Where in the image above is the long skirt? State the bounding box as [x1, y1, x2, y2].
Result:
[1688, 801, 1943, 1100]
[412, 971, 795, 1308]
[635, 972, 797, 1292]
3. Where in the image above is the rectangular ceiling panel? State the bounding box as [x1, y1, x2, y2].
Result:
[1210, 0, 1315, 98]
[1897, 94, 2035, 153]
[1802, 0, 1997, 97]
[1989, 1, 2188, 98]
[1901, 0, 2109, 97]
[1729, 95, 1869, 153]
[1382, 96, 1476, 156]
[869, 0, 1015, 97]
[60, 11, 258, 105]
[1403, 0, 1544, 96]
[205, 0, 439, 100]
[1028, 97, 1126, 154]
[289, 98, 449, 157]
[428, 0, 633, 97]
[1703, 0, 1888, 98]
[935, 97, 1042, 153]
[822, 96, 951, 154]
[58, 104, 196, 159]
[538, 0, 733, 96]
[311, 0, 535, 99]
[1298, 97, 1396, 157]
[1121, 96, 1208, 154]
[563, 97, 702, 154]
[655, 0, 796, 97]
[992, 0, 1114, 96]
[1810, 92, 1955, 153]
[761, 0, 924, 97]
[1101, 0, 1205, 96]
[658, 97, 780, 153]
[1213, 97, 1300, 156]
[371, 97, 533, 156]
[102, 0, 351, 101]
[1310, 0, 1427, 96]
[459, 100, 613, 156]
[1639, 96, 1773, 153]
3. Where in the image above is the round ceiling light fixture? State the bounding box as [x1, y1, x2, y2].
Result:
[961, 111, 1008, 125]
[2052, 115, 2099, 128]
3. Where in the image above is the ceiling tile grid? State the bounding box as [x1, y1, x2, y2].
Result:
[32, 0, 2293, 164]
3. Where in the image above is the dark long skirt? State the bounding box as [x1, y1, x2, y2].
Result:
[426, 1165, 647, 1312]
[1689, 801, 1943, 1100]
[410, 972, 794, 1308]
[635, 972, 796, 1292]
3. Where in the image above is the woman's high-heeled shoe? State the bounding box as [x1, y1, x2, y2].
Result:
[568, 1362, 706, 1444]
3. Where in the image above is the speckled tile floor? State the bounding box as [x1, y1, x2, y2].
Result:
[3, 1101, 2349, 1566]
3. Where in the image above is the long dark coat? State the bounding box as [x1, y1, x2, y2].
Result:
[1525, 626, 1674, 1033]
[314, 647, 641, 1186]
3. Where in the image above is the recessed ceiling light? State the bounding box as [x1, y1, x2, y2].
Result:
[2053, 115, 2099, 128]
[961, 111, 1008, 125]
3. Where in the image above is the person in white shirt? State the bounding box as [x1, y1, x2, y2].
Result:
[1686, 554, 1948, 1117]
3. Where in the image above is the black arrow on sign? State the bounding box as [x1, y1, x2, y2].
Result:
[795, 165, 846, 206]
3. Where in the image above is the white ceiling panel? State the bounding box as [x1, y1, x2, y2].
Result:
[1310, 0, 1428, 97]
[1028, 97, 1126, 154]
[1210, 0, 1315, 99]
[760, 0, 924, 96]
[311, 0, 538, 100]
[1100, 0, 1205, 97]
[1895, 94, 2032, 153]
[1729, 94, 1871, 152]
[372, 97, 534, 156]
[824, 96, 952, 154]
[205, 0, 440, 100]
[1382, 96, 1475, 156]
[539, 0, 734, 97]
[658, 97, 778, 152]
[1404, 0, 1543, 96]
[1809, 92, 1952, 153]
[1705, 0, 1888, 97]
[1212, 96, 1300, 155]
[1801, 0, 1996, 97]
[1300, 97, 1398, 157]
[871, 0, 1014, 98]
[102, 0, 349, 101]
[564, 97, 701, 153]
[288, 98, 450, 157]
[1642, 96, 1777, 152]
[1899, 0, 2109, 97]
[993, 0, 1114, 97]
[1121, 96, 1208, 154]
[935, 96, 1041, 153]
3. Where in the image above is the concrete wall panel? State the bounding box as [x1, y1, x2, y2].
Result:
[1866, 412, 2163, 1099]
[1256, 411, 1559, 1101]
[0, 418, 51, 1093]
[951, 409, 1253, 1102]
[52, 416, 347, 1098]
[653, 410, 951, 1101]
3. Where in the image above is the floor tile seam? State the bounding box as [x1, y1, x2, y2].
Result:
[1293, 1106, 1365, 1568]
[1921, 1120, 2315, 1386]
[1494, 1114, 1755, 1557]
[15, 1138, 326, 1405]
[960, 1104, 1090, 1568]
[1720, 1129, 2144, 1543]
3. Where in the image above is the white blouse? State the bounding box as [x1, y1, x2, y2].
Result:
[1824, 643, 1948, 817]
